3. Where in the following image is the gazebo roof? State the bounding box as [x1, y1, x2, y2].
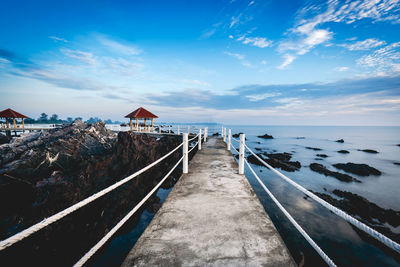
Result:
[0, 108, 29, 119]
[125, 107, 158, 119]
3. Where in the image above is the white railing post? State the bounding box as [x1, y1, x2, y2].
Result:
[168, 125, 171, 134]
[223, 128, 226, 142]
[177, 125, 180, 135]
[183, 133, 188, 173]
[188, 126, 190, 134]
[239, 133, 245, 174]
[198, 129, 202, 150]
[227, 129, 231, 151]
[204, 127, 207, 142]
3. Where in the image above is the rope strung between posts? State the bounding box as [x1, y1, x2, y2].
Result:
[244, 158, 336, 267]
[189, 141, 199, 153]
[74, 155, 184, 267]
[231, 137, 240, 143]
[188, 133, 200, 142]
[244, 144, 400, 254]
[230, 143, 239, 154]
[0, 142, 184, 250]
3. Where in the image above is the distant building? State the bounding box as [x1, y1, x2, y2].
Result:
[0, 108, 29, 128]
[125, 107, 158, 132]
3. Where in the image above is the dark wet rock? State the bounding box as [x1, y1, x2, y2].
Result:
[312, 190, 400, 233]
[309, 163, 360, 183]
[337, 150, 350, 154]
[314, 158, 323, 161]
[333, 162, 381, 176]
[212, 132, 219, 136]
[394, 162, 400, 166]
[316, 154, 328, 158]
[255, 147, 262, 151]
[247, 154, 265, 166]
[0, 134, 10, 145]
[257, 133, 273, 139]
[397, 144, 400, 147]
[305, 147, 322, 151]
[358, 149, 378, 154]
[232, 133, 243, 138]
[335, 139, 344, 143]
[296, 137, 305, 139]
[0, 121, 183, 265]
[259, 152, 301, 172]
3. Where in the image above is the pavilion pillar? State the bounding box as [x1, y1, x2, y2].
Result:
[151, 118, 154, 132]
[13, 118, 16, 128]
[136, 118, 138, 131]
[22, 118, 25, 129]
[130, 118, 132, 130]
[144, 118, 147, 131]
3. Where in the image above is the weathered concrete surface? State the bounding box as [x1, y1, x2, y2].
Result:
[122, 137, 295, 266]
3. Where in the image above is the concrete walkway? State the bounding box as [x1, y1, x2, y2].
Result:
[122, 137, 295, 266]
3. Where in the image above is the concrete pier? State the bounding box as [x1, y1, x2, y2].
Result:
[122, 137, 295, 266]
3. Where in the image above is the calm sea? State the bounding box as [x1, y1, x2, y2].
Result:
[95, 125, 400, 266]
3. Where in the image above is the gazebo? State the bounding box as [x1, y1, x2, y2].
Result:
[125, 107, 158, 131]
[0, 108, 29, 128]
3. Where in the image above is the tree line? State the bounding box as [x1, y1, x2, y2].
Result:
[22, 113, 123, 124]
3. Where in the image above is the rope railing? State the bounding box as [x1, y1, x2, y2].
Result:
[244, 158, 336, 267]
[0, 128, 214, 251]
[189, 141, 199, 153]
[74, 155, 184, 266]
[244, 143, 400, 255]
[220, 127, 400, 259]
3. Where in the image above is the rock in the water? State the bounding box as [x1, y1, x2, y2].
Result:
[394, 162, 400, 166]
[316, 154, 328, 158]
[358, 149, 378, 154]
[312, 189, 400, 230]
[309, 163, 360, 182]
[333, 162, 381, 176]
[232, 132, 243, 138]
[337, 150, 350, 154]
[212, 132, 219, 136]
[306, 146, 322, 151]
[257, 133, 273, 139]
[296, 137, 305, 139]
[0, 134, 10, 145]
[259, 152, 301, 172]
[335, 139, 344, 143]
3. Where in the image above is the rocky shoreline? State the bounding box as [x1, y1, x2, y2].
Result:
[0, 121, 183, 266]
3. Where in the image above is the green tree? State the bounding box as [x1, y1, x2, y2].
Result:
[39, 113, 48, 122]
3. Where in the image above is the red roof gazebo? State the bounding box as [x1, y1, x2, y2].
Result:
[0, 108, 29, 128]
[125, 107, 158, 131]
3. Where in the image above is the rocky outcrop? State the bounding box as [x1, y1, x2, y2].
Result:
[335, 139, 344, 143]
[309, 163, 360, 183]
[257, 133, 273, 139]
[337, 150, 350, 154]
[312, 190, 400, 243]
[305, 146, 322, 151]
[316, 154, 328, 158]
[247, 152, 301, 172]
[0, 121, 183, 266]
[333, 162, 381, 176]
[0, 134, 10, 145]
[358, 149, 379, 154]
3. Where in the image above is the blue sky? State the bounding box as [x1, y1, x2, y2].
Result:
[1, 0, 400, 125]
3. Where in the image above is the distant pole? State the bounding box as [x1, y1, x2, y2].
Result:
[177, 125, 180, 135]
[227, 129, 231, 151]
[198, 129, 202, 150]
[239, 134, 245, 174]
[183, 133, 188, 174]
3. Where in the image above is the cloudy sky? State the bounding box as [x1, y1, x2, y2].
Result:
[1, 0, 400, 125]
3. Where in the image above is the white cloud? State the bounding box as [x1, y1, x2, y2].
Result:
[0, 58, 11, 64]
[224, 51, 245, 60]
[242, 37, 272, 48]
[99, 37, 141, 55]
[245, 92, 281, 101]
[182, 79, 210, 87]
[230, 14, 241, 28]
[261, 60, 267, 65]
[248, 1, 255, 6]
[49, 36, 69, 43]
[335, 66, 349, 72]
[61, 49, 97, 65]
[357, 42, 400, 75]
[278, 54, 296, 69]
[340, 38, 386, 51]
[228, 35, 234, 39]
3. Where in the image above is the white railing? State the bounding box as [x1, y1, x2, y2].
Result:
[224, 127, 400, 266]
[0, 128, 206, 265]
